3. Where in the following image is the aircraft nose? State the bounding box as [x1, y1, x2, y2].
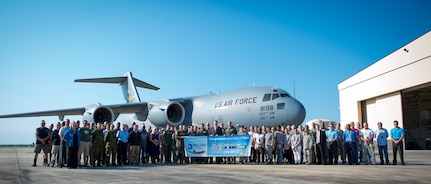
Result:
[285, 98, 306, 125]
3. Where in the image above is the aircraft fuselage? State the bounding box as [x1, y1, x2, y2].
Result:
[185, 86, 306, 127]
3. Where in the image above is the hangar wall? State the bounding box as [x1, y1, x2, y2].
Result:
[363, 92, 403, 129]
[338, 31, 431, 144]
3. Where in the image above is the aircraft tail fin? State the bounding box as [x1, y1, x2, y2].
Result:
[74, 72, 159, 103]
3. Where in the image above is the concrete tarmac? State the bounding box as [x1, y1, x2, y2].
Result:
[1, 147, 430, 184]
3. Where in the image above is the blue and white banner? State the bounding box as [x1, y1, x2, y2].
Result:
[184, 135, 251, 157]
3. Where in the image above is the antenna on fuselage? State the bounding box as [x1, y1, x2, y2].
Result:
[293, 81, 296, 98]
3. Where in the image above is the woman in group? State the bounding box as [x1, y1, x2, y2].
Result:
[283, 127, 293, 164]
[253, 128, 264, 164]
[148, 127, 161, 163]
[291, 128, 302, 164]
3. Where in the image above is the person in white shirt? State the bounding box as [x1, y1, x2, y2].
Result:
[359, 122, 376, 165]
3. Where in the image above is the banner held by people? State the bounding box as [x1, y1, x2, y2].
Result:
[185, 135, 251, 157]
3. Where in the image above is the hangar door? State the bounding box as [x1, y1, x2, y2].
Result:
[402, 83, 431, 150]
[360, 92, 403, 137]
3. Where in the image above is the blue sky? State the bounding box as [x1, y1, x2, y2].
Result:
[0, 0, 430, 144]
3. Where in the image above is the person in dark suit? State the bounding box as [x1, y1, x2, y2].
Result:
[209, 120, 224, 163]
[210, 120, 222, 136]
[316, 122, 327, 165]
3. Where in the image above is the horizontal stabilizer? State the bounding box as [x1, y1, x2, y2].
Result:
[74, 72, 157, 104]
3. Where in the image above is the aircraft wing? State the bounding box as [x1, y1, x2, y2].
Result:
[0, 107, 85, 118]
[0, 102, 149, 122]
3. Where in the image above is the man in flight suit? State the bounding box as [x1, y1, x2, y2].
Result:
[91, 123, 104, 167]
[104, 124, 117, 166]
[174, 125, 187, 164]
[163, 124, 174, 164]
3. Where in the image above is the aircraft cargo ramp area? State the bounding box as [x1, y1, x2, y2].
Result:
[1, 147, 430, 184]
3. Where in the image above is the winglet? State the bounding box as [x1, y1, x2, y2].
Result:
[74, 72, 159, 103]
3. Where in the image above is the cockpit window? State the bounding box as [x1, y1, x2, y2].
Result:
[263, 93, 271, 102]
[280, 93, 292, 98]
[272, 93, 279, 100]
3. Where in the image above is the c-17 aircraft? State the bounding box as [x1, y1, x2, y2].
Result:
[0, 72, 306, 128]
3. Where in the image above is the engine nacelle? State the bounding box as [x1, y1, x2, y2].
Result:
[147, 102, 185, 127]
[82, 103, 114, 124]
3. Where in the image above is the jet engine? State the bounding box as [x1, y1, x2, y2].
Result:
[82, 103, 114, 124]
[147, 102, 185, 126]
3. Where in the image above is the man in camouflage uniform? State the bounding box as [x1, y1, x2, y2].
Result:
[188, 126, 199, 164]
[104, 124, 117, 166]
[91, 123, 104, 167]
[174, 125, 186, 164]
[198, 123, 210, 164]
[224, 121, 237, 164]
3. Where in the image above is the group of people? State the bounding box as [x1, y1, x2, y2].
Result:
[286, 120, 405, 166]
[33, 119, 164, 168]
[32, 118, 405, 169]
[246, 120, 404, 166]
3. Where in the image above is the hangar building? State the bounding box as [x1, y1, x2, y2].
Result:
[338, 30, 431, 150]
